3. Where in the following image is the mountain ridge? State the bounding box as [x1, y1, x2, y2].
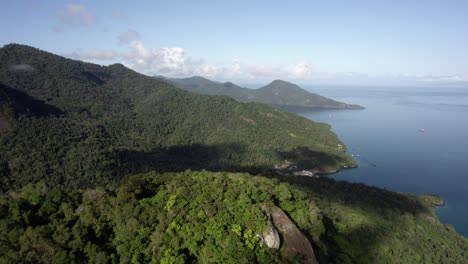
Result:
[0, 43, 354, 190]
[159, 75, 364, 110]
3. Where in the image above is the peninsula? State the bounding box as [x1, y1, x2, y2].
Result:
[157, 75, 364, 110]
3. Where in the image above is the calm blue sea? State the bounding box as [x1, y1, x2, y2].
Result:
[298, 86, 468, 238]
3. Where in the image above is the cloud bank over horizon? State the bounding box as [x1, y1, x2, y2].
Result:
[51, 3, 467, 87]
[66, 36, 317, 81]
[2, 1, 468, 86]
[66, 37, 468, 87]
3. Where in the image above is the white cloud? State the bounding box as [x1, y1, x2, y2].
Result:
[76, 41, 315, 80]
[65, 38, 468, 86]
[122, 41, 191, 75]
[118, 30, 140, 44]
[57, 4, 96, 27]
[418, 74, 468, 83]
[66, 37, 317, 80]
[286, 62, 312, 78]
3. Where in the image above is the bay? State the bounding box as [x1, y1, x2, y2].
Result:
[295, 86, 468, 237]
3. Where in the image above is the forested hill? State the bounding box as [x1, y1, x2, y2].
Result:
[0, 44, 354, 190]
[0, 44, 466, 263]
[159, 75, 364, 109]
[156, 75, 254, 100]
[0, 171, 466, 263]
[256, 80, 363, 109]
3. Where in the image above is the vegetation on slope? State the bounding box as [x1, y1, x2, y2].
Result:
[0, 44, 354, 190]
[161, 76, 364, 109]
[157, 75, 253, 100]
[1, 44, 465, 263]
[0, 171, 466, 263]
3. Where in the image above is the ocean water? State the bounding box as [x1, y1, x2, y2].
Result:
[297, 86, 468, 237]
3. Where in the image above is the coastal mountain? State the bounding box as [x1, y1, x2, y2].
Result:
[0, 44, 466, 263]
[255, 80, 363, 109]
[0, 44, 354, 190]
[159, 75, 364, 109]
[156, 75, 252, 100]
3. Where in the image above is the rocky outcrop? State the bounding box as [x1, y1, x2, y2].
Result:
[0, 113, 10, 134]
[258, 226, 280, 250]
[270, 205, 318, 264]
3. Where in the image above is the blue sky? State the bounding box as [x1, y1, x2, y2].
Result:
[1, 0, 468, 86]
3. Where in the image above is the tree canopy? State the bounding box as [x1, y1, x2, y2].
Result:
[0, 171, 466, 263]
[0, 44, 354, 190]
[0, 44, 466, 263]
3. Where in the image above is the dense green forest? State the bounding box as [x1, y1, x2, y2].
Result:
[0, 44, 354, 190]
[0, 171, 466, 263]
[0, 44, 466, 263]
[160, 76, 363, 110]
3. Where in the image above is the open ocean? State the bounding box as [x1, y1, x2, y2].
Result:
[297, 85, 468, 237]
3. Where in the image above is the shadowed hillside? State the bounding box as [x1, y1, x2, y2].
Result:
[0, 44, 354, 190]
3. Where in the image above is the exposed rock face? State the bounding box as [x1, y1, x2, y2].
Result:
[270, 205, 318, 264]
[0, 113, 10, 134]
[258, 226, 280, 250]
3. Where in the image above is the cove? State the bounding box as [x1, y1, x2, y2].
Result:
[294, 86, 468, 237]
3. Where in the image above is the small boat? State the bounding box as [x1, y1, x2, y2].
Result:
[431, 200, 446, 207]
[419, 128, 425, 132]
